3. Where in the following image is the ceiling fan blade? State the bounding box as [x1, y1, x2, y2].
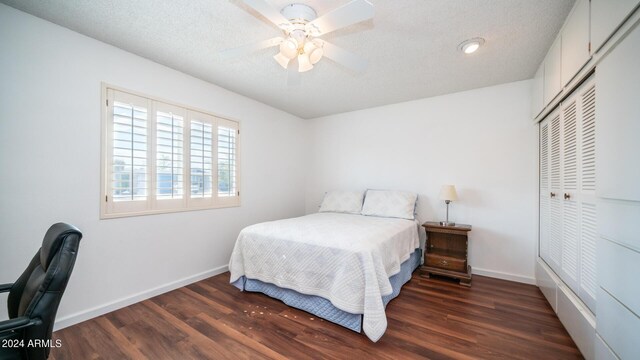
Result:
[242, 0, 290, 28]
[219, 37, 283, 60]
[308, 0, 374, 36]
[322, 41, 368, 73]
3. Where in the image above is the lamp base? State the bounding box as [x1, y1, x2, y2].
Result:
[439, 221, 456, 226]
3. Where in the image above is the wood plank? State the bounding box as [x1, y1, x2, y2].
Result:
[193, 312, 287, 360]
[50, 272, 583, 359]
[93, 317, 148, 359]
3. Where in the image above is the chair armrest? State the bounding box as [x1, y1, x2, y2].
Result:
[0, 317, 41, 334]
[0, 283, 12, 293]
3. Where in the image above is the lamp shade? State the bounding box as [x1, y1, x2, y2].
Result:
[280, 37, 299, 59]
[439, 185, 458, 201]
[304, 39, 324, 64]
[298, 53, 313, 72]
[273, 52, 291, 69]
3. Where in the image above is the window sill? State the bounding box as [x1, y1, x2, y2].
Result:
[100, 200, 241, 219]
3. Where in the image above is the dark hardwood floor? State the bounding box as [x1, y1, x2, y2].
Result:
[51, 272, 583, 359]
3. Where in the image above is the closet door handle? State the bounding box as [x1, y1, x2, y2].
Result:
[564, 193, 571, 200]
[550, 192, 556, 198]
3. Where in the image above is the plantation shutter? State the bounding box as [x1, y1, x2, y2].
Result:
[188, 110, 216, 208]
[155, 102, 186, 209]
[106, 90, 151, 214]
[102, 86, 241, 217]
[217, 118, 240, 205]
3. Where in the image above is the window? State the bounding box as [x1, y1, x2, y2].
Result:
[217, 124, 237, 197]
[101, 86, 240, 218]
[189, 119, 213, 199]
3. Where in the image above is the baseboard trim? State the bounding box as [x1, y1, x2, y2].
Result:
[472, 267, 536, 285]
[54, 264, 229, 331]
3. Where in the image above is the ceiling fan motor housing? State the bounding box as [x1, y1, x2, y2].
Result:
[281, 3, 317, 23]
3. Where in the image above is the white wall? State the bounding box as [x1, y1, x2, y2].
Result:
[306, 80, 538, 283]
[0, 5, 307, 327]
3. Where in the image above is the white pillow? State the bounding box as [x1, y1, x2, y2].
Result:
[318, 190, 365, 214]
[361, 190, 417, 220]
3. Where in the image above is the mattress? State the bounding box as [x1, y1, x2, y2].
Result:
[232, 248, 422, 333]
[229, 212, 420, 341]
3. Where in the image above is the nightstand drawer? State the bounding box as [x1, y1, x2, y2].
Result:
[426, 253, 466, 272]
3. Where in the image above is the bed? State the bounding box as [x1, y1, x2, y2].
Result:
[229, 193, 421, 342]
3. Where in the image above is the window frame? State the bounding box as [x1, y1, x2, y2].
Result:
[100, 84, 241, 219]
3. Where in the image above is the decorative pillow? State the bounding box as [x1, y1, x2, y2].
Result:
[318, 190, 365, 214]
[361, 190, 418, 220]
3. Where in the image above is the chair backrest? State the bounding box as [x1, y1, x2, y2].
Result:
[7, 223, 82, 359]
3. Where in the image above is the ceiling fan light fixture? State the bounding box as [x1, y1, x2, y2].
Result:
[281, 3, 318, 23]
[304, 39, 324, 64]
[280, 37, 299, 59]
[289, 29, 307, 47]
[228, 0, 373, 76]
[458, 37, 485, 54]
[309, 48, 323, 64]
[298, 53, 313, 72]
[273, 52, 291, 69]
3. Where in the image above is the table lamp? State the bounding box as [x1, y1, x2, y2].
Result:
[439, 185, 458, 226]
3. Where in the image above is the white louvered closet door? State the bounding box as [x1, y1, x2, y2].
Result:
[539, 75, 597, 313]
[560, 76, 598, 312]
[561, 98, 580, 293]
[578, 80, 597, 313]
[548, 110, 563, 273]
[539, 120, 550, 261]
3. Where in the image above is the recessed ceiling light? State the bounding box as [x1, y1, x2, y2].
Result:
[458, 38, 485, 54]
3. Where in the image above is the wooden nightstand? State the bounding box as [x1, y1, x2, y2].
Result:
[421, 222, 472, 287]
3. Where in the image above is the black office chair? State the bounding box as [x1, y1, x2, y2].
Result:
[0, 223, 82, 360]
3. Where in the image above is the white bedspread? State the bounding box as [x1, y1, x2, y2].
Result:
[228, 212, 420, 342]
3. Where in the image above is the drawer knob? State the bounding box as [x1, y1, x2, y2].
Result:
[550, 192, 556, 198]
[564, 193, 571, 200]
[440, 260, 449, 266]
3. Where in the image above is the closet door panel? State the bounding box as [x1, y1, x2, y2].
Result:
[539, 76, 597, 312]
[562, 0, 591, 86]
[592, 0, 640, 52]
[596, 286, 640, 359]
[580, 201, 597, 312]
[561, 100, 580, 293]
[539, 120, 550, 261]
[544, 38, 563, 106]
[595, 334, 619, 360]
[561, 200, 580, 291]
[597, 22, 640, 201]
[599, 235, 640, 317]
[581, 85, 596, 195]
[599, 200, 640, 251]
[548, 111, 563, 273]
[579, 82, 597, 313]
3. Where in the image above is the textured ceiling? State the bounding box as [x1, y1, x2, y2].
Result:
[1, 0, 575, 118]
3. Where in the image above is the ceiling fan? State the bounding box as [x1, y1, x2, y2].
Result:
[221, 0, 374, 75]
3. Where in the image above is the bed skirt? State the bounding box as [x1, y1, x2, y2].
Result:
[231, 248, 422, 333]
